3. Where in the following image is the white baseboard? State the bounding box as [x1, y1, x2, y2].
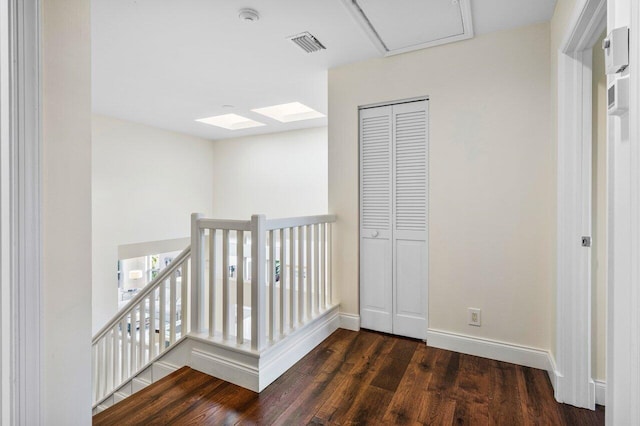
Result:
[190, 347, 259, 391]
[191, 306, 340, 392]
[339, 313, 360, 331]
[426, 329, 554, 372]
[595, 380, 606, 406]
[260, 306, 340, 391]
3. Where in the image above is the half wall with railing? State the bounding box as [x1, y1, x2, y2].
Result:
[92, 213, 336, 406]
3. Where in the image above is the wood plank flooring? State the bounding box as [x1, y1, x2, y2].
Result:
[93, 329, 605, 425]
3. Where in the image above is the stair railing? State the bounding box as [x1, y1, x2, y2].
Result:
[91, 246, 191, 404]
[190, 213, 336, 351]
[92, 213, 336, 406]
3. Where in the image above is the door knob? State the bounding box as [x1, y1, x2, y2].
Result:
[372, 231, 379, 238]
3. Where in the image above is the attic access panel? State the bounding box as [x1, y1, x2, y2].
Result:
[343, 0, 474, 56]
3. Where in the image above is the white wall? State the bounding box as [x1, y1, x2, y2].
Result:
[42, 0, 92, 422]
[211, 127, 328, 219]
[92, 115, 215, 332]
[329, 23, 554, 350]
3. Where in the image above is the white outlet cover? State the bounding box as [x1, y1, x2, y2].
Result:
[468, 308, 481, 326]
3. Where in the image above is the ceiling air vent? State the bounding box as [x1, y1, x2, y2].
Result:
[288, 32, 326, 53]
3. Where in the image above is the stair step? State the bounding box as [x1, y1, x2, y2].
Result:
[96, 404, 109, 414]
[113, 391, 128, 404]
[153, 361, 179, 382]
[131, 377, 152, 393]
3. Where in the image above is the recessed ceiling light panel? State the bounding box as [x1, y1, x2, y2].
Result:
[251, 102, 325, 123]
[195, 113, 265, 130]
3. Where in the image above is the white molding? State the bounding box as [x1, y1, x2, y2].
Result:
[595, 380, 606, 406]
[426, 329, 554, 371]
[340, 0, 473, 57]
[0, 0, 41, 424]
[259, 307, 339, 391]
[555, 0, 606, 410]
[339, 313, 361, 331]
[190, 347, 259, 391]
[607, 0, 640, 423]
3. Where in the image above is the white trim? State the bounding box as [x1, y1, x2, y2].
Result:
[607, 0, 640, 423]
[426, 329, 555, 372]
[556, 0, 606, 410]
[190, 347, 259, 391]
[339, 313, 361, 331]
[259, 307, 339, 391]
[340, 0, 473, 57]
[595, 379, 606, 406]
[0, 0, 41, 424]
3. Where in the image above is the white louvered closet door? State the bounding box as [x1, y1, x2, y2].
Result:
[359, 100, 428, 339]
[392, 101, 428, 340]
[359, 106, 393, 333]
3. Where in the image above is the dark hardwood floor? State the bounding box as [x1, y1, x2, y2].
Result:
[93, 329, 605, 425]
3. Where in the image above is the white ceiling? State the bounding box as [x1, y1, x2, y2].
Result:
[92, 0, 557, 141]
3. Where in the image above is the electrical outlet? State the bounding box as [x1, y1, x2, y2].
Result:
[468, 308, 481, 327]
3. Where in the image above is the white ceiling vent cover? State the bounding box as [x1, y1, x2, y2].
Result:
[288, 32, 326, 53]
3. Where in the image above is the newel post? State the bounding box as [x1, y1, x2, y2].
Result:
[251, 214, 266, 350]
[191, 213, 205, 333]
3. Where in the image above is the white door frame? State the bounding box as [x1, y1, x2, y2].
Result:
[606, 0, 640, 423]
[0, 0, 42, 423]
[556, 0, 606, 409]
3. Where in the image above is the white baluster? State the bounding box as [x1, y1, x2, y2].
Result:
[222, 229, 230, 340]
[314, 224, 320, 315]
[112, 326, 118, 388]
[237, 230, 244, 344]
[138, 301, 144, 369]
[320, 223, 326, 310]
[159, 279, 166, 353]
[269, 230, 276, 341]
[328, 223, 333, 305]
[298, 226, 304, 323]
[280, 228, 286, 335]
[306, 225, 312, 319]
[209, 229, 217, 337]
[120, 317, 128, 381]
[149, 291, 156, 359]
[130, 310, 137, 373]
[289, 227, 296, 330]
[170, 273, 177, 344]
[181, 260, 189, 335]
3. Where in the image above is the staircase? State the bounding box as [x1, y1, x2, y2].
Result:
[92, 213, 337, 413]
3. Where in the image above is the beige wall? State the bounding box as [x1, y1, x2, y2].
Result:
[42, 0, 92, 422]
[92, 115, 215, 332]
[211, 127, 328, 219]
[329, 23, 554, 349]
[592, 31, 607, 382]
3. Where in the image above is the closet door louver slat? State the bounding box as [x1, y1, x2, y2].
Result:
[395, 110, 427, 232]
[361, 112, 392, 231]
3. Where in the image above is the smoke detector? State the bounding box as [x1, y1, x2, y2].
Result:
[238, 8, 259, 22]
[288, 32, 326, 53]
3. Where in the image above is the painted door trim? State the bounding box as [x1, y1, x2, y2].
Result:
[555, 0, 606, 409]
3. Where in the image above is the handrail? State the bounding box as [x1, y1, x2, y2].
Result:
[92, 246, 191, 344]
[198, 218, 251, 231]
[265, 214, 336, 230]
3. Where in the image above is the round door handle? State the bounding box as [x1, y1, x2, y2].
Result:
[372, 231, 379, 238]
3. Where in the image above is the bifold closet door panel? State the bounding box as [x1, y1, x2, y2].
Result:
[359, 106, 393, 333]
[392, 100, 428, 340]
